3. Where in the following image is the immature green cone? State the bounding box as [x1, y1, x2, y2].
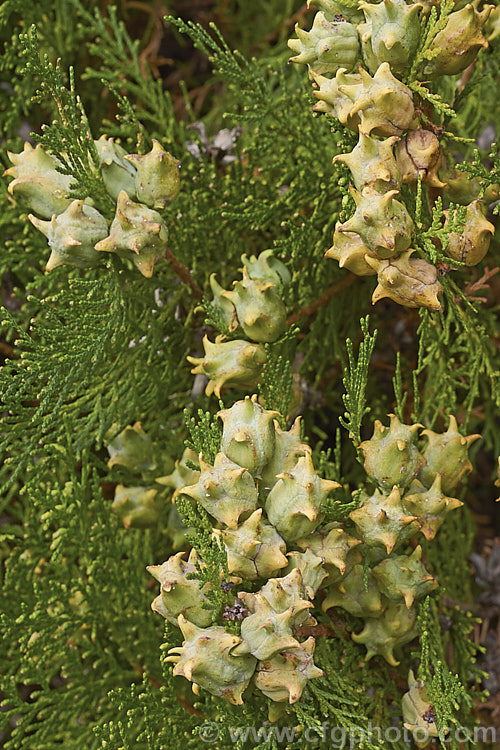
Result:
[358, 0, 422, 78]
[221, 267, 286, 343]
[338, 187, 414, 257]
[359, 414, 425, 491]
[218, 395, 279, 477]
[261, 417, 310, 491]
[147, 549, 213, 627]
[187, 336, 267, 398]
[325, 228, 377, 276]
[366, 250, 443, 311]
[402, 475, 463, 541]
[418, 415, 481, 494]
[296, 523, 362, 581]
[440, 167, 499, 206]
[254, 638, 324, 704]
[95, 191, 167, 277]
[444, 200, 495, 266]
[217, 509, 288, 580]
[309, 0, 364, 24]
[208, 274, 240, 332]
[333, 132, 401, 193]
[288, 12, 359, 76]
[372, 546, 438, 608]
[106, 422, 156, 473]
[156, 448, 200, 493]
[285, 550, 329, 598]
[402, 670, 441, 746]
[395, 130, 446, 188]
[265, 452, 339, 542]
[241, 249, 291, 288]
[111, 485, 159, 529]
[5, 143, 73, 218]
[322, 564, 384, 617]
[422, 3, 493, 79]
[180, 452, 258, 529]
[94, 135, 137, 200]
[352, 601, 418, 665]
[350, 487, 418, 554]
[166, 616, 257, 704]
[312, 69, 363, 131]
[125, 140, 180, 209]
[29, 200, 107, 271]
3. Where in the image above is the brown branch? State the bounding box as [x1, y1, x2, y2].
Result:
[287, 274, 357, 325]
[164, 246, 203, 300]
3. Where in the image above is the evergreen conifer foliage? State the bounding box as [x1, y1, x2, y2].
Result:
[0, 1, 499, 748]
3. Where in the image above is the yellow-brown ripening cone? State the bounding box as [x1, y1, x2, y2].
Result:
[359, 0, 422, 78]
[261, 417, 310, 491]
[326, 227, 377, 276]
[5, 143, 73, 218]
[218, 395, 279, 477]
[418, 415, 481, 495]
[125, 140, 180, 209]
[179, 452, 258, 529]
[106, 421, 156, 473]
[95, 191, 167, 277]
[395, 130, 446, 188]
[339, 187, 414, 258]
[241, 249, 291, 288]
[322, 564, 384, 617]
[296, 522, 362, 576]
[359, 414, 425, 492]
[94, 135, 137, 201]
[254, 638, 324, 704]
[147, 549, 213, 627]
[372, 546, 438, 609]
[288, 12, 360, 76]
[265, 451, 338, 542]
[156, 447, 200, 492]
[311, 69, 363, 130]
[284, 549, 329, 599]
[367, 250, 443, 311]
[422, 3, 493, 79]
[28, 200, 107, 272]
[402, 670, 441, 742]
[221, 267, 287, 343]
[309, 0, 364, 24]
[333, 132, 401, 193]
[349, 63, 416, 138]
[166, 616, 257, 705]
[350, 487, 419, 554]
[444, 200, 495, 266]
[111, 485, 159, 529]
[352, 601, 418, 665]
[219, 508, 288, 580]
[187, 336, 267, 399]
[402, 474, 463, 541]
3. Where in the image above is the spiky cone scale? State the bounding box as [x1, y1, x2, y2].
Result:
[147, 549, 213, 627]
[254, 638, 324, 704]
[28, 200, 107, 271]
[259, 568, 311, 613]
[187, 336, 267, 399]
[440, 167, 500, 206]
[338, 187, 414, 258]
[221, 267, 286, 343]
[325, 228, 377, 276]
[322, 564, 384, 617]
[444, 200, 495, 266]
[395, 130, 446, 188]
[288, 12, 360, 76]
[402, 670, 441, 746]
[166, 616, 257, 705]
[111, 485, 159, 529]
[156, 447, 200, 492]
[421, 3, 493, 79]
[241, 249, 291, 288]
[308, 0, 364, 24]
[265, 451, 339, 542]
[179, 452, 258, 529]
[402, 475, 463, 541]
[486, 4, 500, 41]
[418, 415, 481, 495]
[217, 508, 288, 580]
[5, 143, 73, 219]
[106, 421, 156, 473]
[296, 523, 362, 580]
[284, 549, 329, 599]
[260, 417, 310, 491]
[208, 273, 240, 332]
[366, 250, 443, 311]
[349, 487, 418, 554]
[125, 139, 180, 209]
[372, 546, 438, 609]
[94, 135, 137, 200]
[217, 395, 279, 477]
[333, 132, 401, 193]
[311, 69, 363, 130]
[358, 414, 425, 492]
[352, 601, 418, 665]
[94, 191, 167, 278]
[358, 0, 422, 78]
